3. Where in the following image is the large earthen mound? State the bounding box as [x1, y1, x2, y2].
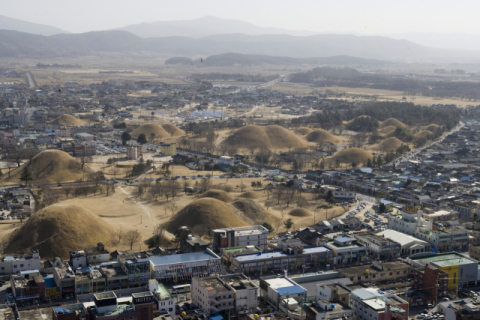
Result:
[49, 114, 85, 126]
[199, 189, 234, 202]
[330, 148, 373, 164]
[424, 124, 439, 132]
[229, 198, 277, 225]
[166, 198, 248, 232]
[414, 130, 434, 139]
[295, 127, 313, 135]
[221, 125, 308, 149]
[4, 204, 115, 258]
[289, 208, 312, 217]
[130, 123, 184, 139]
[375, 137, 403, 151]
[239, 191, 260, 199]
[380, 118, 406, 128]
[7, 150, 88, 184]
[306, 129, 340, 144]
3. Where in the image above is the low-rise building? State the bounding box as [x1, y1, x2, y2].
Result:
[192, 274, 258, 315]
[149, 279, 175, 318]
[438, 298, 480, 320]
[376, 229, 431, 256]
[212, 225, 269, 252]
[85, 242, 110, 265]
[99, 263, 128, 291]
[160, 143, 176, 156]
[118, 252, 151, 288]
[0, 250, 41, 275]
[306, 301, 353, 320]
[322, 237, 366, 265]
[69, 250, 87, 270]
[87, 291, 155, 320]
[53, 304, 88, 320]
[10, 270, 45, 303]
[349, 288, 409, 320]
[53, 263, 76, 299]
[403, 264, 448, 307]
[355, 233, 401, 260]
[470, 244, 480, 260]
[339, 261, 412, 285]
[259, 276, 307, 311]
[127, 145, 143, 160]
[75, 269, 106, 295]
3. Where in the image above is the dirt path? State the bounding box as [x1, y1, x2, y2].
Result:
[118, 186, 155, 226]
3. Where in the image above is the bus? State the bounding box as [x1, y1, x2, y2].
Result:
[172, 284, 191, 294]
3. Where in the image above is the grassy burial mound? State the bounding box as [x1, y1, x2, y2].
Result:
[375, 137, 403, 151]
[239, 191, 260, 199]
[414, 130, 434, 139]
[330, 148, 373, 164]
[49, 114, 86, 126]
[380, 118, 407, 128]
[379, 125, 397, 136]
[6, 150, 87, 184]
[199, 189, 234, 202]
[295, 127, 313, 135]
[130, 123, 185, 139]
[221, 125, 308, 149]
[424, 124, 439, 132]
[230, 198, 276, 225]
[306, 129, 340, 144]
[166, 198, 248, 232]
[4, 204, 115, 258]
[289, 208, 312, 217]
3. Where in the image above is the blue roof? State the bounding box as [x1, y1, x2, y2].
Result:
[44, 277, 57, 289]
[209, 314, 225, 320]
[236, 251, 290, 262]
[334, 237, 352, 243]
[149, 251, 219, 266]
[276, 285, 306, 296]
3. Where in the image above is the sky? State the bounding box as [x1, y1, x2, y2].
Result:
[2, 0, 480, 35]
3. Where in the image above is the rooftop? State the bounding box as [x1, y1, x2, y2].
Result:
[100, 264, 127, 278]
[149, 251, 219, 266]
[91, 302, 135, 317]
[411, 252, 477, 267]
[376, 229, 429, 246]
[198, 277, 229, 293]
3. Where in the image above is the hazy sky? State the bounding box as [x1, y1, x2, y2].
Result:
[2, 0, 480, 35]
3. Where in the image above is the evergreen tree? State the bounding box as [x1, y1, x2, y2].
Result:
[20, 166, 33, 186]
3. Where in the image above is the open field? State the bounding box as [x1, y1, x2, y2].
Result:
[0, 77, 24, 84]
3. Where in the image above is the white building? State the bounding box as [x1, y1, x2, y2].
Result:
[69, 250, 87, 269]
[217, 156, 235, 167]
[212, 225, 269, 252]
[149, 279, 175, 318]
[375, 229, 431, 256]
[55, 128, 70, 137]
[333, 190, 357, 200]
[349, 288, 409, 320]
[0, 250, 41, 275]
[83, 141, 96, 156]
[85, 243, 110, 265]
[192, 274, 258, 315]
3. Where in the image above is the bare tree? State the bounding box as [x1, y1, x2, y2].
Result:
[192, 224, 209, 238]
[167, 201, 178, 216]
[183, 180, 191, 194]
[199, 178, 211, 193]
[296, 194, 308, 208]
[284, 189, 296, 207]
[113, 228, 124, 245]
[239, 183, 247, 193]
[63, 186, 73, 199]
[111, 166, 120, 178]
[226, 146, 238, 157]
[124, 229, 142, 250]
[218, 144, 229, 156]
[166, 180, 182, 200]
[42, 187, 60, 207]
[273, 186, 285, 204]
[148, 183, 163, 201]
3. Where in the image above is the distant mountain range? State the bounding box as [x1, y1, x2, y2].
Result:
[116, 15, 317, 38]
[0, 15, 68, 36]
[1, 29, 477, 63]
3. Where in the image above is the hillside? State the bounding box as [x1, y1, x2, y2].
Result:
[49, 114, 85, 126]
[414, 130, 434, 139]
[330, 148, 373, 164]
[220, 125, 308, 149]
[305, 129, 340, 144]
[230, 198, 276, 225]
[4, 204, 114, 258]
[166, 198, 248, 232]
[130, 123, 185, 139]
[295, 127, 313, 135]
[0, 14, 68, 36]
[425, 124, 440, 132]
[0, 29, 474, 62]
[6, 150, 88, 184]
[199, 189, 233, 202]
[375, 137, 404, 151]
[380, 118, 407, 128]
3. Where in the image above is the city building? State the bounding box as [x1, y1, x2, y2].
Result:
[407, 252, 479, 289]
[306, 300, 353, 320]
[75, 269, 105, 295]
[10, 270, 45, 303]
[0, 250, 41, 275]
[69, 250, 87, 269]
[349, 288, 409, 320]
[75, 132, 94, 141]
[338, 261, 412, 285]
[402, 264, 448, 307]
[376, 229, 431, 256]
[470, 244, 480, 260]
[53, 304, 88, 320]
[55, 128, 70, 138]
[118, 252, 151, 288]
[99, 262, 129, 291]
[355, 233, 401, 260]
[322, 237, 367, 265]
[44, 277, 60, 300]
[438, 297, 480, 320]
[53, 262, 76, 299]
[160, 143, 176, 156]
[149, 250, 221, 282]
[87, 291, 154, 320]
[176, 226, 210, 253]
[127, 145, 143, 160]
[217, 156, 235, 168]
[259, 275, 307, 311]
[212, 225, 269, 252]
[149, 279, 175, 318]
[192, 273, 258, 315]
[85, 243, 110, 265]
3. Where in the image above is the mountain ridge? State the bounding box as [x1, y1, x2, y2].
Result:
[0, 14, 68, 36]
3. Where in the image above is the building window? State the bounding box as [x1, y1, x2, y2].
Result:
[453, 273, 456, 284]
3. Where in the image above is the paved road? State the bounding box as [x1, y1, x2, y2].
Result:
[25, 72, 36, 89]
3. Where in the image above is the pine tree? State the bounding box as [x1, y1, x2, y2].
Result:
[20, 166, 33, 186]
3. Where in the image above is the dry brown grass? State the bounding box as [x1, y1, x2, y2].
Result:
[165, 198, 248, 232]
[414, 130, 434, 139]
[220, 125, 308, 149]
[130, 123, 185, 139]
[424, 124, 439, 132]
[380, 118, 406, 128]
[229, 198, 277, 225]
[48, 114, 86, 126]
[5, 150, 89, 185]
[379, 125, 397, 136]
[306, 129, 340, 144]
[330, 148, 373, 164]
[375, 137, 403, 151]
[295, 127, 313, 135]
[4, 204, 115, 258]
[199, 189, 234, 202]
[288, 208, 312, 217]
[239, 191, 260, 199]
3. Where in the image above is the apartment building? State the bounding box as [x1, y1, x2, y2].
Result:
[349, 288, 409, 320]
[212, 225, 269, 252]
[0, 250, 41, 275]
[192, 274, 258, 315]
[127, 145, 143, 160]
